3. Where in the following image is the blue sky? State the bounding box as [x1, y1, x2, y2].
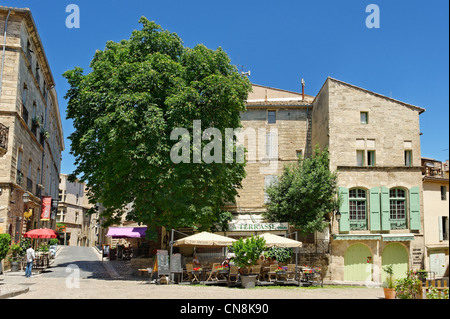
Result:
[2, 0, 449, 174]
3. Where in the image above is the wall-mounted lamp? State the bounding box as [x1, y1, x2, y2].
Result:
[22, 192, 30, 204]
[335, 210, 341, 222]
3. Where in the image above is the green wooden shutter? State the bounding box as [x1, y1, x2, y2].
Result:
[380, 187, 390, 231]
[409, 186, 421, 231]
[339, 187, 350, 232]
[369, 187, 381, 231]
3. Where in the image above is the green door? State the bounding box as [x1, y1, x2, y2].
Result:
[382, 243, 409, 282]
[344, 244, 373, 281]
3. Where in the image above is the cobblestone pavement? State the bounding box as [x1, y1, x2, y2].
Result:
[2, 246, 385, 299]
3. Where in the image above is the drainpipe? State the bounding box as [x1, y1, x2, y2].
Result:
[0, 9, 11, 101]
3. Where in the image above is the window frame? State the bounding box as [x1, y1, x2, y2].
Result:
[404, 150, 412, 167]
[367, 150, 376, 167]
[441, 186, 447, 201]
[389, 188, 407, 229]
[268, 110, 276, 124]
[360, 112, 369, 124]
[348, 188, 368, 230]
[356, 150, 365, 167]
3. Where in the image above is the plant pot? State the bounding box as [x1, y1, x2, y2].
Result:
[384, 288, 396, 299]
[11, 261, 20, 272]
[241, 275, 258, 289]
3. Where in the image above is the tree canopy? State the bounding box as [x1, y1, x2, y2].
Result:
[63, 17, 252, 239]
[263, 146, 340, 234]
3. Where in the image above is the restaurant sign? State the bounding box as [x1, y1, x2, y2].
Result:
[228, 222, 289, 232]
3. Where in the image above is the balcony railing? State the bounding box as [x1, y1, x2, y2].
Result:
[0, 122, 8, 156]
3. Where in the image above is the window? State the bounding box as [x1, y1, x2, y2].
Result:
[349, 189, 367, 229]
[356, 150, 365, 166]
[360, 112, 368, 124]
[405, 150, 412, 167]
[367, 151, 376, 166]
[22, 84, 28, 106]
[439, 216, 449, 241]
[268, 110, 276, 124]
[389, 188, 407, 229]
[441, 186, 447, 201]
[296, 150, 303, 159]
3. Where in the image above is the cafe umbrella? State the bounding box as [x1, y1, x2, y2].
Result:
[23, 228, 58, 239]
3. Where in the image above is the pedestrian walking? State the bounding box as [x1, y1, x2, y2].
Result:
[25, 244, 35, 278]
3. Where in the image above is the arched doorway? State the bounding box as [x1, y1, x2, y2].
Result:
[382, 243, 409, 282]
[344, 244, 373, 281]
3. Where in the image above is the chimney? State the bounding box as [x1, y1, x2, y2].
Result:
[301, 78, 305, 101]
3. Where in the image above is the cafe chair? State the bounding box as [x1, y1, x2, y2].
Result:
[268, 265, 278, 282]
[286, 264, 296, 281]
[184, 263, 194, 282]
[250, 265, 262, 282]
[206, 263, 220, 281]
[228, 266, 239, 285]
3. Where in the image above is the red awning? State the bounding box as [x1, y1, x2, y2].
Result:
[106, 227, 147, 238]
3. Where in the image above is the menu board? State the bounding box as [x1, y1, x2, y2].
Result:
[157, 250, 170, 275]
[170, 253, 182, 273]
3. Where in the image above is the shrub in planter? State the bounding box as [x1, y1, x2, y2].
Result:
[264, 247, 293, 264]
[230, 236, 266, 274]
[382, 265, 396, 299]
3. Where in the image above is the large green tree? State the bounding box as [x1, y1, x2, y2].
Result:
[63, 18, 251, 239]
[263, 146, 340, 234]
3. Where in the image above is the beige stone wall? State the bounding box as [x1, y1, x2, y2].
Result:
[325, 79, 422, 171]
[0, 8, 64, 237]
[233, 106, 310, 213]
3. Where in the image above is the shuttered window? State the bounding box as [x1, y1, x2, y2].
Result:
[349, 189, 367, 230]
[338, 187, 350, 232]
[409, 186, 421, 231]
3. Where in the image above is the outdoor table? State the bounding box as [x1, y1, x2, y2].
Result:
[217, 269, 229, 281]
[275, 270, 287, 281]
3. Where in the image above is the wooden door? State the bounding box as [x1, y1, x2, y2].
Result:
[344, 244, 373, 281]
[382, 243, 409, 282]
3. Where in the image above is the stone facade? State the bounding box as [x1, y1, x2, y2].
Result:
[0, 7, 64, 239]
[312, 77, 425, 282]
[57, 174, 97, 246]
[225, 84, 312, 238]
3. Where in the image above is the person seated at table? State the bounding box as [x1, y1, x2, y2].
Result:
[192, 254, 201, 266]
[257, 255, 265, 266]
[221, 257, 231, 267]
[270, 257, 278, 265]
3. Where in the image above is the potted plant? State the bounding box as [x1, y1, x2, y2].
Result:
[229, 235, 266, 288]
[395, 270, 422, 299]
[31, 116, 42, 128]
[383, 265, 396, 299]
[0, 234, 11, 274]
[40, 127, 50, 139]
[8, 243, 22, 272]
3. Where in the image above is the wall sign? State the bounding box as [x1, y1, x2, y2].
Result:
[228, 222, 288, 232]
[40, 196, 52, 221]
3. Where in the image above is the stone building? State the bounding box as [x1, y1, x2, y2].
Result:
[224, 83, 314, 239]
[57, 174, 96, 246]
[0, 7, 64, 240]
[312, 77, 425, 283]
[421, 157, 449, 278]
[226, 77, 426, 283]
